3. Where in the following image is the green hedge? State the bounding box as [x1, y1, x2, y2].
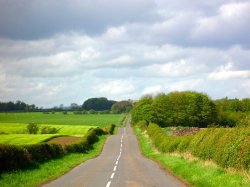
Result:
[0, 124, 115, 173]
[145, 123, 250, 170]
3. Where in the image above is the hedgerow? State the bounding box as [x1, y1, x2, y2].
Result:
[0, 124, 115, 173]
[144, 122, 250, 170]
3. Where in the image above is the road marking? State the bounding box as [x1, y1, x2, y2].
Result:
[106, 181, 111, 187]
[105, 129, 125, 187]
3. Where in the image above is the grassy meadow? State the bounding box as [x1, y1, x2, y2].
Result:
[0, 112, 123, 145]
[0, 112, 123, 126]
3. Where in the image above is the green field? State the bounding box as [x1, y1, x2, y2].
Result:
[0, 112, 123, 126]
[0, 112, 123, 145]
[0, 123, 92, 144]
[0, 134, 61, 145]
[0, 135, 108, 187]
[0, 123, 93, 135]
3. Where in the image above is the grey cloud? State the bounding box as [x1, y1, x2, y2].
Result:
[0, 0, 157, 40]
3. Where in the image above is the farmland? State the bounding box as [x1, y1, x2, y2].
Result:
[0, 112, 123, 126]
[0, 112, 124, 145]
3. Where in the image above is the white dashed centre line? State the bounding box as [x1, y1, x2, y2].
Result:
[105, 130, 125, 187]
[106, 181, 111, 187]
[111, 172, 115, 179]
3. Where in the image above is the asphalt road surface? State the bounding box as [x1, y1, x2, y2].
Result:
[44, 125, 186, 187]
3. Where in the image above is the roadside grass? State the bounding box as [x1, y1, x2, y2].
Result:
[134, 127, 250, 187]
[0, 113, 124, 127]
[0, 135, 108, 187]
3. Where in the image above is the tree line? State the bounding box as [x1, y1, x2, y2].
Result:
[131, 91, 250, 128]
[0, 97, 132, 114]
[0, 101, 37, 112]
[82, 97, 132, 114]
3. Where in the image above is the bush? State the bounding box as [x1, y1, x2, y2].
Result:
[136, 120, 148, 131]
[41, 126, 60, 134]
[237, 115, 250, 127]
[0, 145, 32, 172]
[0, 143, 65, 173]
[27, 123, 39, 134]
[146, 123, 250, 170]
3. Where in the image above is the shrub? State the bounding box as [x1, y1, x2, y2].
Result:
[146, 123, 250, 170]
[0, 145, 32, 172]
[136, 120, 148, 131]
[41, 126, 60, 134]
[27, 123, 39, 134]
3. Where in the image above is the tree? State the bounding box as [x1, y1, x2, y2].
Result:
[132, 91, 218, 128]
[70, 103, 81, 110]
[131, 95, 156, 124]
[82, 97, 116, 111]
[111, 101, 132, 114]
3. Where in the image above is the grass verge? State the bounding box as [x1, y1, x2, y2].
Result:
[134, 127, 250, 187]
[0, 135, 108, 187]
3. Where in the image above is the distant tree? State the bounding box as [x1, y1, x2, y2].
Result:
[82, 97, 116, 111]
[59, 104, 64, 109]
[27, 123, 39, 134]
[89, 109, 98, 114]
[111, 101, 132, 114]
[0, 100, 36, 112]
[70, 103, 81, 110]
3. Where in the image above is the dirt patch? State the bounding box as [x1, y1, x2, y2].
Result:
[47, 136, 81, 145]
[172, 127, 200, 136]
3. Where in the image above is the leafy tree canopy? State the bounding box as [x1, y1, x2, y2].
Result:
[82, 97, 116, 111]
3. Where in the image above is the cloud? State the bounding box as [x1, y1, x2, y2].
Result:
[191, 2, 250, 47]
[94, 80, 135, 95]
[208, 63, 250, 80]
[142, 85, 162, 95]
[141, 59, 205, 78]
[0, 0, 157, 39]
[168, 79, 204, 92]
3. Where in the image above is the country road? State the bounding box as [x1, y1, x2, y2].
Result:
[44, 124, 186, 187]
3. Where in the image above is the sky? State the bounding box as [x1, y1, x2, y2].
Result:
[0, 0, 250, 107]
